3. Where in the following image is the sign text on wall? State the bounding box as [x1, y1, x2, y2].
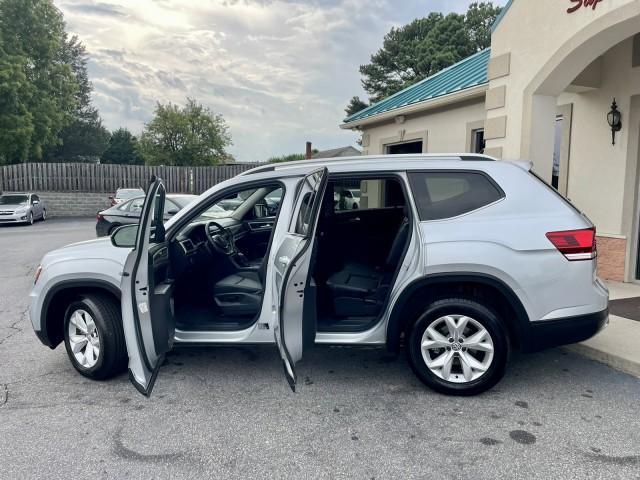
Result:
[567, 0, 603, 14]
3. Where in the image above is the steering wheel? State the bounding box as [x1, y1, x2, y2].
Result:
[205, 221, 236, 256]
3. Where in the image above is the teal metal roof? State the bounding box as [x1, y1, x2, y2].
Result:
[343, 48, 491, 124]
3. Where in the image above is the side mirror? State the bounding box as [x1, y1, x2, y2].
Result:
[110, 224, 138, 248]
[33, 200, 39, 205]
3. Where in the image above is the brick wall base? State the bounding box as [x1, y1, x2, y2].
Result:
[38, 192, 111, 217]
[596, 236, 626, 282]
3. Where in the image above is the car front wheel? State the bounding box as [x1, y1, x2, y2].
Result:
[63, 294, 127, 380]
[27, 212, 34, 225]
[407, 298, 509, 396]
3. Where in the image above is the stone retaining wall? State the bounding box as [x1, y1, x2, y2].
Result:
[37, 192, 111, 217]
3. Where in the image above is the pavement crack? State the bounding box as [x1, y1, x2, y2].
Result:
[113, 427, 185, 463]
[0, 384, 7, 406]
[0, 307, 28, 346]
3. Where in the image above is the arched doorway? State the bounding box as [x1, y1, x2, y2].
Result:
[519, 3, 640, 281]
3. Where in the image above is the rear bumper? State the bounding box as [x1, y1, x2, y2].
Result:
[522, 308, 609, 353]
[95, 220, 111, 237]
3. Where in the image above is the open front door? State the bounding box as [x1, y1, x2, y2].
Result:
[273, 167, 328, 391]
[121, 178, 175, 397]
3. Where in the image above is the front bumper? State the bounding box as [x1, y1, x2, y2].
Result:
[0, 211, 29, 223]
[523, 308, 609, 353]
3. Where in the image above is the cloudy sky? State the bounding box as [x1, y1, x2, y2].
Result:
[56, 0, 505, 162]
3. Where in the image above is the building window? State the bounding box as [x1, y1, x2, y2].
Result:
[386, 140, 423, 154]
[471, 128, 485, 154]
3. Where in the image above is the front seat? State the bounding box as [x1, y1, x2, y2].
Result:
[326, 215, 410, 317]
[213, 270, 263, 317]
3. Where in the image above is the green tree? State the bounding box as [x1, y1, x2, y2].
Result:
[46, 35, 110, 162]
[345, 96, 369, 117]
[101, 128, 144, 165]
[465, 2, 501, 52]
[140, 98, 232, 166]
[0, 0, 77, 163]
[0, 51, 34, 163]
[354, 2, 501, 104]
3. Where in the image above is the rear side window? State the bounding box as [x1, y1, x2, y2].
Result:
[408, 171, 504, 220]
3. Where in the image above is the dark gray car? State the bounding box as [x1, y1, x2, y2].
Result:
[0, 192, 46, 225]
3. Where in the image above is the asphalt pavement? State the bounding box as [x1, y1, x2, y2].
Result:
[1, 218, 639, 479]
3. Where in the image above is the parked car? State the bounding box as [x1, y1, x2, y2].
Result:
[0, 192, 46, 225]
[334, 188, 360, 210]
[29, 154, 608, 397]
[108, 188, 145, 207]
[96, 194, 198, 237]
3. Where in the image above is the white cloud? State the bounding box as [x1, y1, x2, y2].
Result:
[56, 0, 505, 162]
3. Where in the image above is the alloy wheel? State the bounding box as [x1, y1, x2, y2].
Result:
[420, 314, 494, 383]
[67, 309, 101, 368]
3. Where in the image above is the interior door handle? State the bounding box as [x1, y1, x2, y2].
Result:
[278, 256, 290, 267]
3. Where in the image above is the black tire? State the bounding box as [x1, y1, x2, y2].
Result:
[407, 298, 509, 396]
[63, 293, 127, 380]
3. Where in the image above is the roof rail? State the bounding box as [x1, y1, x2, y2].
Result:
[459, 155, 495, 161]
[240, 153, 496, 176]
[242, 165, 276, 175]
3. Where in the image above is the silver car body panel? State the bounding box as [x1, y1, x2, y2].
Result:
[30, 154, 608, 350]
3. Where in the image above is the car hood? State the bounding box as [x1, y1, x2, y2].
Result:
[41, 237, 131, 269]
[0, 204, 28, 210]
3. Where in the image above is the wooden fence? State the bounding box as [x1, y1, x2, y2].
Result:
[0, 162, 260, 194]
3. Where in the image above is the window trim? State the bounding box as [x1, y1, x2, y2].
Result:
[288, 169, 326, 237]
[407, 169, 505, 222]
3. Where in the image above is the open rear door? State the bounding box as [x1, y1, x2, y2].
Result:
[272, 167, 328, 391]
[120, 177, 175, 396]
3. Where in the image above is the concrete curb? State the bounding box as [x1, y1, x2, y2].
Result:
[565, 314, 640, 379]
[566, 343, 640, 378]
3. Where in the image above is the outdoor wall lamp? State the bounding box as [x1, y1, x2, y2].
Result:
[607, 98, 622, 145]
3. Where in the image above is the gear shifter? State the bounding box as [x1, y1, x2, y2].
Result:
[234, 250, 250, 267]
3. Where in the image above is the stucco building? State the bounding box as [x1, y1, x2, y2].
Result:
[341, 0, 640, 282]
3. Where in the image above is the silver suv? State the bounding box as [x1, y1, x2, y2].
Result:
[29, 155, 609, 396]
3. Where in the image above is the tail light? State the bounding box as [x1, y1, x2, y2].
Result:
[97, 213, 104, 221]
[546, 227, 596, 261]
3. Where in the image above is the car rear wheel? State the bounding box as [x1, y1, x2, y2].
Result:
[63, 294, 127, 380]
[41, 209, 47, 221]
[407, 298, 509, 396]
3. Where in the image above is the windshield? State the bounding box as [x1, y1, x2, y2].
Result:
[170, 195, 198, 208]
[0, 195, 28, 205]
[116, 189, 144, 200]
[196, 188, 259, 220]
[200, 204, 231, 219]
